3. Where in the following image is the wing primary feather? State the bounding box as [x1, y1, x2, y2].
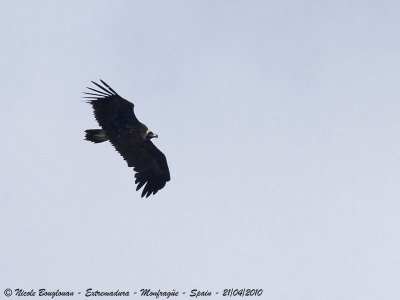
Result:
[91, 81, 114, 95]
[141, 184, 149, 197]
[100, 79, 119, 95]
[136, 181, 146, 191]
[83, 92, 106, 97]
[86, 87, 110, 96]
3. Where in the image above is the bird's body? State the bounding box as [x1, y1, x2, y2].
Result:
[84, 80, 170, 198]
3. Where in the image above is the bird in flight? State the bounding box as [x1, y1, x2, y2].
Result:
[84, 80, 170, 198]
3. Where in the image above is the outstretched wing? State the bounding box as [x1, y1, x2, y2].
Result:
[85, 80, 170, 198]
[84, 80, 140, 130]
[108, 137, 171, 198]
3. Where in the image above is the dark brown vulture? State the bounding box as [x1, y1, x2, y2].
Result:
[84, 80, 170, 198]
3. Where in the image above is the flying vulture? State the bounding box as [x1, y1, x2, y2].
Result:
[84, 80, 170, 198]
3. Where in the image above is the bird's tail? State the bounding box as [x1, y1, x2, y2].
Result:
[85, 129, 108, 143]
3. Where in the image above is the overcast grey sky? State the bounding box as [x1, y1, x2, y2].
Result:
[1, 0, 400, 299]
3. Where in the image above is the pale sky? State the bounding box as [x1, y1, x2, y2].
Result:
[1, 1, 400, 299]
